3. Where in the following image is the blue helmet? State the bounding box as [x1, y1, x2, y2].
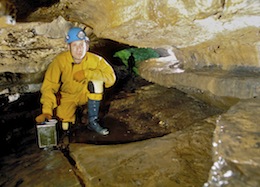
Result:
[66, 27, 90, 44]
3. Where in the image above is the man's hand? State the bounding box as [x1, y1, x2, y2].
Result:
[73, 70, 85, 82]
[35, 113, 52, 123]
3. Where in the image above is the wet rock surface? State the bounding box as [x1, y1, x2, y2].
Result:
[0, 145, 81, 187]
[205, 99, 260, 187]
[139, 58, 260, 109]
[0, 79, 223, 187]
[70, 119, 216, 187]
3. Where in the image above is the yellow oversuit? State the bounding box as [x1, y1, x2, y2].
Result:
[40, 51, 116, 123]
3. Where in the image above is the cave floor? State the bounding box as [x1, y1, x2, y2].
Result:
[0, 77, 223, 187]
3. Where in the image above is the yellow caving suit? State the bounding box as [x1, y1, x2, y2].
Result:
[40, 51, 116, 123]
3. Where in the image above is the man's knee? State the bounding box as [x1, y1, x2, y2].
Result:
[87, 80, 104, 101]
[88, 80, 104, 94]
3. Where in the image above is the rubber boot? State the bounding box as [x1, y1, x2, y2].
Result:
[87, 99, 109, 135]
[57, 122, 70, 150]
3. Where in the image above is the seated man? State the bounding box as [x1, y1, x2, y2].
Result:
[36, 27, 116, 135]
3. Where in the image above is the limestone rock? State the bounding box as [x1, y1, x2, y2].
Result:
[34, 16, 72, 39]
[23, 0, 260, 70]
[0, 19, 68, 74]
[0, 17, 69, 93]
[0, 146, 81, 187]
[205, 99, 260, 186]
[70, 119, 216, 187]
[139, 57, 260, 108]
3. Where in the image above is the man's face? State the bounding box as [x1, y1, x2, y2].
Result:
[69, 40, 89, 63]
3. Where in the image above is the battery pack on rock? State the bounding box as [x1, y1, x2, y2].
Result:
[36, 119, 58, 148]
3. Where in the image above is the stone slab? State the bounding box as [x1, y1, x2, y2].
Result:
[205, 99, 260, 187]
[140, 59, 260, 100]
[70, 119, 215, 187]
[0, 147, 81, 187]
